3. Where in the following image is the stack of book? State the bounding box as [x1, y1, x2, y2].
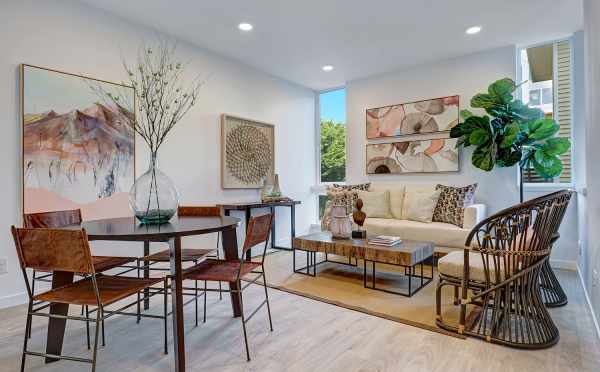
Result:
[367, 235, 402, 246]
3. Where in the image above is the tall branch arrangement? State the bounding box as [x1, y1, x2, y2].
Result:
[102, 41, 204, 155]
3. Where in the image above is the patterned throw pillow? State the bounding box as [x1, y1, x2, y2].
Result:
[432, 184, 478, 228]
[331, 183, 371, 215]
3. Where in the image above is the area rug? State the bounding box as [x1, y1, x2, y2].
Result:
[262, 250, 466, 339]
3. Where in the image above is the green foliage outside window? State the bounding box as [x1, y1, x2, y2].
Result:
[320, 119, 346, 182]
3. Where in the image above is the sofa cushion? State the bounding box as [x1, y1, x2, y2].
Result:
[369, 184, 405, 219]
[403, 189, 441, 222]
[357, 190, 392, 218]
[432, 184, 478, 228]
[363, 218, 469, 249]
[438, 250, 504, 283]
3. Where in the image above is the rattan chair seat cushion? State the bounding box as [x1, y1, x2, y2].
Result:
[33, 275, 163, 306]
[143, 248, 216, 262]
[183, 259, 261, 282]
[438, 250, 506, 283]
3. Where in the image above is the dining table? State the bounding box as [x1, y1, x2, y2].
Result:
[44, 215, 241, 372]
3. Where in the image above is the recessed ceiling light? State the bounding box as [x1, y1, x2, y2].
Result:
[322, 65, 334, 72]
[465, 26, 482, 35]
[238, 22, 253, 31]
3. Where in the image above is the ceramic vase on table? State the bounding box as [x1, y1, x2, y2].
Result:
[329, 205, 352, 239]
[129, 152, 179, 224]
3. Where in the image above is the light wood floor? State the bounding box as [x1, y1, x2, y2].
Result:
[0, 269, 599, 371]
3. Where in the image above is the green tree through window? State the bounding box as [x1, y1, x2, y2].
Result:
[319, 88, 346, 183]
[320, 119, 346, 182]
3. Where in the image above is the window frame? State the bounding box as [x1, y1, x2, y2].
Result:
[315, 86, 347, 221]
[516, 36, 575, 191]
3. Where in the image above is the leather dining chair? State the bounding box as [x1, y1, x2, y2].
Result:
[23, 209, 138, 343]
[11, 226, 166, 372]
[139, 206, 223, 326]
[182, 213, 274, 361]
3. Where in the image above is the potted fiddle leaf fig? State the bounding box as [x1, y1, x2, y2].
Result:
[450, 78, 571, 202]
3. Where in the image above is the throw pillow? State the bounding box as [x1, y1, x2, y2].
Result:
[432, 184, 478, 228]
[333, 183, 371, 191]
[328, 183, 371, 215]
[388, 186, 405, 219]
[403, 189, 442, 223]
[357, 190, 393, 219]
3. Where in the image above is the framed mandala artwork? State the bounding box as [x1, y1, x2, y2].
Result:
[221, 114, 275, 189]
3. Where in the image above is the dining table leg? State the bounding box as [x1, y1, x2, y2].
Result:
[221, 226, 242, 317]
[168, 236, 185, 371]
[45, 270, 74, 363]
[143, 240, 150, 310]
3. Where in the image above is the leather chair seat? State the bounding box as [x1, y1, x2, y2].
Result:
[143, 248, 216, 262]
[183, 259, 261, 282]
[33, 275, 164, 306]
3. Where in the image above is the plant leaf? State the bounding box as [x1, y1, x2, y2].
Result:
[543, 137, 571, 156]
[488, 78, 516, 104]
[460, 109, 474, 119]
[469, 128, 490, 146]
[500, 123, 520, 148]
[497, 148, 522, 167]
[471, 93, 497, 109]
[527, 119, 559, 140]
[532, 156, 562, 179]
[472, 142, 495, 171]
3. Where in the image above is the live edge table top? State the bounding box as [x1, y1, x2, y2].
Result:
[293, 232, 434, 267]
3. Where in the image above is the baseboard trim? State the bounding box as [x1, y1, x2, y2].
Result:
[0, 291, 28, 309]
[577, 265, 600, 341]
[549, 259, 577, 271]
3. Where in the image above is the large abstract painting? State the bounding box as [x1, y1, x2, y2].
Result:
[21, 64, 135, 220]
[221, 114, 275, 189]
[366, 95, 459, 139]
[366, 137, 459, 174]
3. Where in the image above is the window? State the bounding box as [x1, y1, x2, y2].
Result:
[518, 38, 573, 185]
[316, 88, 346, 220]
[319, 88, 346, 183]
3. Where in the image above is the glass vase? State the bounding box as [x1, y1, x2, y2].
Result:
[129, 152, 179, 224]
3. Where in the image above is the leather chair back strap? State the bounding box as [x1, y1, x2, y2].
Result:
[23, 209, 82, 228]
[177, 206, 221, 217]
[241, 213, 273, 257]
[11, 227, 94, 274]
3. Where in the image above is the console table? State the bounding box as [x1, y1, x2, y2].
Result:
[219, 200, 300, 260]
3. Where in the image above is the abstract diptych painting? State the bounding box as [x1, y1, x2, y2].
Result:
[366, 96, 459, 139]
[366, 137, 459, 174]
[21, 64, 135, 219]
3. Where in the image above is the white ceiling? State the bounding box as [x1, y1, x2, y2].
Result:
[79, 0, 583, 91]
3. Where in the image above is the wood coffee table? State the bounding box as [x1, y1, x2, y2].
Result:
[292, 232, 434, 297]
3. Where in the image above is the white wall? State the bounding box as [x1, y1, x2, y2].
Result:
[0, 0, 316, 307]
[346, 45, 580, 265]
[583, 0, 600, 332]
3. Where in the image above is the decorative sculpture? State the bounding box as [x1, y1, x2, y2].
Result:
[352, 198, 367, 238]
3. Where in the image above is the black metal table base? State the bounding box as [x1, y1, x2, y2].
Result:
[293, 250, 358, 277]
[363, 260, 433, 297]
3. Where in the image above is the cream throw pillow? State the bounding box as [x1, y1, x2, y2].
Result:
[357, 190, 393, 219]
[388, 187, 405, 219]
[403, 189, 442, 223]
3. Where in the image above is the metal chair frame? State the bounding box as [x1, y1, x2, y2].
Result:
[435, 190, 572, 349]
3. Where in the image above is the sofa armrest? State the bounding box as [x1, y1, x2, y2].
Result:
[463, 204, 487, 230]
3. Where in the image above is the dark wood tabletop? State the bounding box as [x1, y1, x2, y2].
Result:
[81, 215, 240, 241]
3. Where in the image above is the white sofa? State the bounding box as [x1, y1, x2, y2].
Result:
[364, 183, 487, 256]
